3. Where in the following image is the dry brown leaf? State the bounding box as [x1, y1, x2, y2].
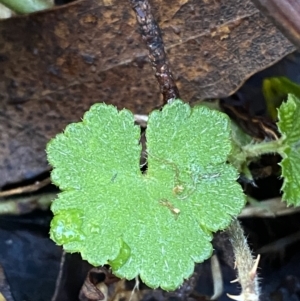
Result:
[0, 0, 295, 187]
[251, 0, 300, 49]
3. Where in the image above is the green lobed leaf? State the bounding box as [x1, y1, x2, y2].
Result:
[277, 94, 300, 206]
[47, 100, 245, 290]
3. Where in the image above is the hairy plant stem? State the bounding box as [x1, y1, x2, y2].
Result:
[230, 137, 285, 172]
[129, 0, 180, 103]
[227, 219, 260, 301]
[242, 138, 285, 159]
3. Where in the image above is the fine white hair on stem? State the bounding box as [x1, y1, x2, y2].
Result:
[226, 219, 261, 301]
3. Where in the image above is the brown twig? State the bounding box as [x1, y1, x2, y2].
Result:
[210, 254, 223, 300]
[239, 197, 300, 218]
[0, 178, 51, 197]
[51, 251, 66, 301]
[0, 193, 55, 215]
[129, 0, 180, 103]
[257, 230, 300, 254]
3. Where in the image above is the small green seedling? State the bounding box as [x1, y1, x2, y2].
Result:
[47, 95, 300, 290]
[47, 100, 245, 290]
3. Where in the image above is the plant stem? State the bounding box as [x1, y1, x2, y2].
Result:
[129, 0, 180, 103]
[0, 0, 53, 14]
[242, 138, 285, 159]
[226, 219, 260, 301]
[230, 137, 286, 171]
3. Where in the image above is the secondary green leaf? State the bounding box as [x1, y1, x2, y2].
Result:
[263, 77, 300, 120]
[47, 100, 245, 290]
[277, 94, 300, 206]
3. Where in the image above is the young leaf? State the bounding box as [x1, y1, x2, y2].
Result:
[47, 100, 245, 290]
[263, 77, 300, 120]
[277, 94, 300, 206]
